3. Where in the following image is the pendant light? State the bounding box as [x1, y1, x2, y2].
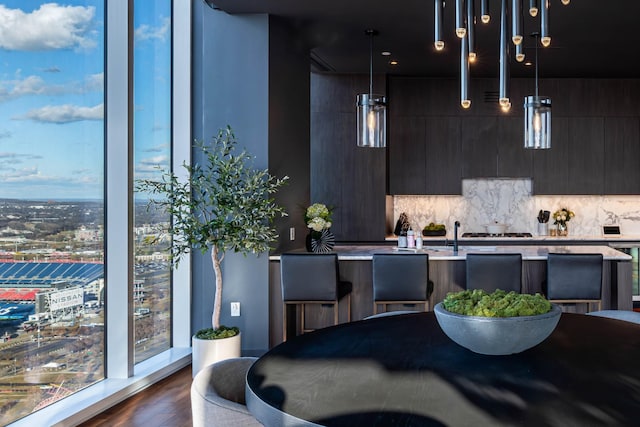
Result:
[480, 0, 490, 23]
[498, 0, 510, 107]
[540, 0, 551, 47]
[434, 0, 445, 51]
[357, 29, 387, 148]
[524, 33, 551, 149]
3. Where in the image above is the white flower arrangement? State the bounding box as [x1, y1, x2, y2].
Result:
[305, 203, 333, 232]
[552, 208, 575, 226]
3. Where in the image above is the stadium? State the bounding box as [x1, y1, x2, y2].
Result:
[0, 261, 104, 329]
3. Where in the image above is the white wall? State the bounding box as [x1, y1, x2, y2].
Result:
[394, 179, 640, 237]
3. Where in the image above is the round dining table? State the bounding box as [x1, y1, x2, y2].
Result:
[246, 311, 640, 427]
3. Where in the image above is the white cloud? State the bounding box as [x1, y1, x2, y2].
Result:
[0, 72, 103, 102]
[17, 103, 104, 124]
[0, 4, 96, 51]
[135, 16, 170, 43]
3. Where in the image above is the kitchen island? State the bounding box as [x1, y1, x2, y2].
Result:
[268, 245, 632, 346]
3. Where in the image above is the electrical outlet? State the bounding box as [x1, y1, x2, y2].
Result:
[289, 227, 295, 241]
[230, 302, 240, 317]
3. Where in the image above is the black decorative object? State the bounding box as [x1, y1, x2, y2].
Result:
[306, 229, 335, 253]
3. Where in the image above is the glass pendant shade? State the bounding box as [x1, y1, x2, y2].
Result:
[357, 94, 387, 148]
[524, 96, 551, 149]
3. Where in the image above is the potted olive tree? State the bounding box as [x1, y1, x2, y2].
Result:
[136, 126, 288, 375]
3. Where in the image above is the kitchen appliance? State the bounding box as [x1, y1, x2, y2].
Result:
[462, 232, 533, 238]
[484, 223, 507, 235]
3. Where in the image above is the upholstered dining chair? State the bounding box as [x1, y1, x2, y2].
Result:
[587, 310, 640, 324]
[191, 357, 262, 427]
[372, 253, 431, 315]
[280, 253, 352, 341]
[465, 253, 522, 292]
[545, 253, 603, 312]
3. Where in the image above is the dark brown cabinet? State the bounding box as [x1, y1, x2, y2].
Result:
[310, 74, 387, 241]
[532, 118, 570, 194]
[389, 115, 462, 194]
[604, 117, 640, 194]
[389, 76, 640, 196]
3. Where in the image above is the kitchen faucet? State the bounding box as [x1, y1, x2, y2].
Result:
[454, 221, 460, 254]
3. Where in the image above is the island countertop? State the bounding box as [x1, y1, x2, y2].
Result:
[270, 244, 631, 261]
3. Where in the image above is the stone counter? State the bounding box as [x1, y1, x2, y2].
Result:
[269, 244, 631, 261]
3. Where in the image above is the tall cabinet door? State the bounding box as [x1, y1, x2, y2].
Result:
[568, 117, 604, 194]
[532, 118, 570, 194]
[424, 116, 462, 194]
[604, 117, 640, 194]
[388, 116, 426, 195]
[461, 116, 498, 178]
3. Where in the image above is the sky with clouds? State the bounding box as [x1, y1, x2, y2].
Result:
[0, 1, 171, 200]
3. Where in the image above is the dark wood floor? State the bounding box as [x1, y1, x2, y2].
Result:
[79, 365, 192, 427]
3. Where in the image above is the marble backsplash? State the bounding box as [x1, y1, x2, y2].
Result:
[393, 179, 640, 237]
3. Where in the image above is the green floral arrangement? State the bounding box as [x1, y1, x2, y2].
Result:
[552, 208, 575, 226]
[305, 203, 333, 232]
[442, 289, 552, 317]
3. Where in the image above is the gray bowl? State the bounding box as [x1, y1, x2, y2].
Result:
[434, 302, 562, 355]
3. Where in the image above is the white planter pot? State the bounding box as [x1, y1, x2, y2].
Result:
[191, 332, 241, 377]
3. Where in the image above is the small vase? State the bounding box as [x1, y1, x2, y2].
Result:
[557, 223, 568, 236]
[306, 229, 335, 253]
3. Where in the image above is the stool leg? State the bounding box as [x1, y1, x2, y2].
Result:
[282, 303, 287, 342]
[346, 294, 351, 322]
[300, 303, 305, 335]
[334, 302, 339, 326]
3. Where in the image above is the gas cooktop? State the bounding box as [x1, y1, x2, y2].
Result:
[462, 232, 533, 238]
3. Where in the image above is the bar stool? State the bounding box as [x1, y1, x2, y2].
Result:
[466, 253, 522, 293]
[280, 253, 352, 341]
[545, 253, 603, 312]
[372, 253, 431, 315]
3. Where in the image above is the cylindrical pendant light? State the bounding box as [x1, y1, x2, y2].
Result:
[434, 0, 445, 51]
[515, 42, 525, 62]
[540, 0, 551, 47]
[467, 0, 476, 61]
[529, 0, 538, 17]
[512, 0, 522, 45]
[455, 0, 466, 38]
[461, 33, 471, 109]
[524, 33, 551, 149]
[357, 30, 386, 148]
[481, 0, 490, 23]
[499, 0, 510, 107]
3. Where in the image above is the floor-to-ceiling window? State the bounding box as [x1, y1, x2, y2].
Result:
[133, 0, 172, 365]
[1, 1, 191, 425]
[0, 2, 105, 424]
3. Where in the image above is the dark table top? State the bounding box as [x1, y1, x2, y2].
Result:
[246, 312, 640, 427]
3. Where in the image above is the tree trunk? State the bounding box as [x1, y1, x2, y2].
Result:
[211, 246, 223, 330]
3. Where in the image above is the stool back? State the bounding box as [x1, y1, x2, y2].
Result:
[466, 253, 522, 293]
[373, 254, 429, 301]
[546, 253, 603, 300]
[281, 253, 339, 302]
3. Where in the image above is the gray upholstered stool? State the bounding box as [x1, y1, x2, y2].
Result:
[546, 253, 603, 312]
[372, 253, 431, 315]
[191, 357, 262, 427]
[466, 253, 522, 292]
[280, 253, 352, 341]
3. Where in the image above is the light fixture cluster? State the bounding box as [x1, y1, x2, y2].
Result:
[434, 0, 569, 111]
[433, 0, 568, 149]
